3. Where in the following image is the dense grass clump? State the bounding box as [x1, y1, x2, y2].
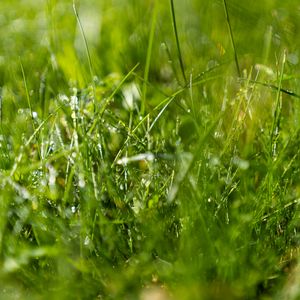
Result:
[1, 0, 300, 299]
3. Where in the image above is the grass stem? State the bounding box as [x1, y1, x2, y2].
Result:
[141, 1, 158, 116]
[223, 0, 241, 77]
[170, 0, 187, 85]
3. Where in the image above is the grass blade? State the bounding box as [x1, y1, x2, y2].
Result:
[141, 0, 158, 116]
[170, 0, 187, 85]
[270, 50, 286, 158]
[223, 0, 241, 77]
[73, 1, 96, 111]
[73, 1, 94, 81]
[19, 57, 35, 129]
[0, 87, 2, 127]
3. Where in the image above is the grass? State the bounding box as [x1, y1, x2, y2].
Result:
[1, 0, 300, 299]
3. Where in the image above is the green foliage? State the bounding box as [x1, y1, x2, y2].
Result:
[0, 0, 300, 299]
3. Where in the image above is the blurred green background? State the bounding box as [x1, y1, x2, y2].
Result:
[1, 0, 300, 86]
[1, 0, 300, 125]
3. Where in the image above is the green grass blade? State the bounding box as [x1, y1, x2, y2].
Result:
[270, 50, 286, 158]
[19, 57, 35, 129]
[141, 0, 158, 116]
[73, 1, 94, 81]
[170, 0, 187, 85]
[223, 0, 241, 77]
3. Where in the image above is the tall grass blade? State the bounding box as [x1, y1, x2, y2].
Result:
[73, 1, 94, 80]
[19, 57, 35, 129]
[141, 0, 158, 116]
[270, 50, 286, 158]
[244, 79, 300, 99]
[73, 1, 96, 111]
[223, 0, 241, 77]
[170, 0, 187, 85]
[0, 87, 2, 127]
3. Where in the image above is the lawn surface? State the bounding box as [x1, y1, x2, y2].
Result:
[1, 0, 300, 299]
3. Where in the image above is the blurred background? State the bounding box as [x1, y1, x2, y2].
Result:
[1, 0, 300, 88]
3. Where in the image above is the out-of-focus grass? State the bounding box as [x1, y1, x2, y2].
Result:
[1, 0, 300, 299]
